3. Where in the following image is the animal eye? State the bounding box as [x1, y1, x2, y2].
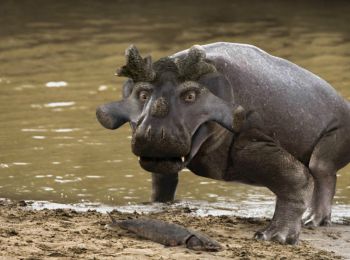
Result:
[138, 90, 150, 102]
[183, 90, 197, 103]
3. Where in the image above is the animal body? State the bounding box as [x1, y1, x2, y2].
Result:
[96, 42, 350, 244]
[106, 212, 222, 251]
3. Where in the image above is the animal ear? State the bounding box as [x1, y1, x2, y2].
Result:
[175, 45, 217, 80]
[122, 79, 134, 98]
[116, 45, 156, 82]
[197, 73, 233, 102]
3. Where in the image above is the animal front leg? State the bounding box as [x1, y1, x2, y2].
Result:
[254, 157, 314, 245]
[255, 198, 309, 244]
[151, 172, 178, 202]
[232, 129, 314, 244]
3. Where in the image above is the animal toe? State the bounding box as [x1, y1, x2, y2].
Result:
[254, 229, 299, 245]
[303, 214, 332, 228]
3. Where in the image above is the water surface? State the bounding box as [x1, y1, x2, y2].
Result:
[0, 1, 349, 207]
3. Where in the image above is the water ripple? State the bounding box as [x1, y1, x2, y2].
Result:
[45, 81, 68, 87]
[44, 101, 75, 108]
[12, 162, 31, 166]
[55, 177, 82, 183]
[21, 128, 47, 132]
[32, 136, 46, 139]
[0, 163, 9, 168]
[52, 128, 79, 133]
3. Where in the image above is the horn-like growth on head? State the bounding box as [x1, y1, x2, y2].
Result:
[116, 45, 156, 82]
[175, 45, 217, 80]
[152, 57, 180, 77]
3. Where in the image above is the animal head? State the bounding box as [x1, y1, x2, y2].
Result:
[96, 45, 243, 174]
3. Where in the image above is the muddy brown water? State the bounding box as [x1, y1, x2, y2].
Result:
[0, 1, 349, 212]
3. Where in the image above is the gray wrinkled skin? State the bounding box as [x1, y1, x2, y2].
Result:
[97, 42, 350, 245]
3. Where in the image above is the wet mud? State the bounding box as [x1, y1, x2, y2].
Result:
[0, 199, 349, 259]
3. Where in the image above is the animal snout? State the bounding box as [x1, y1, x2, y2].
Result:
[132, 124, 190, 158]
[134, 124, 170, 143]
[96, 105, 115, 129]
[96, 103, 128, 130]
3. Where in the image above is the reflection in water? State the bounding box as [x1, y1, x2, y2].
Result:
[32, 136, 46, 139]
[0, 1, 349, 208]
[45, 81, 68, 88]
[44, 101, 75, 108]
[12, 162, 31, 166]
[52, 128, 79, 132]
[21, 128, 47, 132]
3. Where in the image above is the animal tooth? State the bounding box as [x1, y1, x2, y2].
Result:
[181, 157, 185, 163]
[138, 157, 140, 161]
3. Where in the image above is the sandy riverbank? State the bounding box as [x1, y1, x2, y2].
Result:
[0, 199, 349, 259]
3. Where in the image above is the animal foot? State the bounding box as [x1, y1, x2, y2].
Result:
[303, 212, 331, 227]
[254, 227, 300, 245]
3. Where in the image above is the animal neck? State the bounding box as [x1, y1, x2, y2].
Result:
[187, 123, 234, 180]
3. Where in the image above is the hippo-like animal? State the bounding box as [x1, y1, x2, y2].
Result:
[96, 42, 350, 244]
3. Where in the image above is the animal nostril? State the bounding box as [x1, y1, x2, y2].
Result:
[161, 127, 165, 140]
[145, 125, 152, 140]
[137, 114, 146, 127]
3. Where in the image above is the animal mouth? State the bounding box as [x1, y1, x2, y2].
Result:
[138, 156, 186, 174]
[137, 123, 212, 174]
[140, 156, 186, 163]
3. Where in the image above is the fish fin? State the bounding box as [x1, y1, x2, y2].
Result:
[186, 230, 223, 252]
[185, 234, 204, 251]
[184, 234, 195, 244]
[107, 211, 118, 224]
